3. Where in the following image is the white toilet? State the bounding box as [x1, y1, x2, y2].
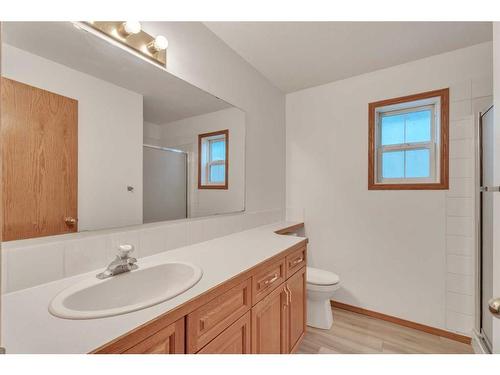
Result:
[306, 266, 340, 329]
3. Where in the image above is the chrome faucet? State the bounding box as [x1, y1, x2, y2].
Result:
[96, 244, 138, 279]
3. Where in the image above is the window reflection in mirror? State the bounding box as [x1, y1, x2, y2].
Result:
[198, 130, 229, 189]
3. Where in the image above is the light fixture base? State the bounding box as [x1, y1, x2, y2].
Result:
[84, 21, 166, 67]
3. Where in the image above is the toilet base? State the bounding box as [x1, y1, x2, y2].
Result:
[307, 298, 333, 330]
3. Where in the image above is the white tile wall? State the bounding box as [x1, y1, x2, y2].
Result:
[450, 119, 474, 140]
[446, 273, 474, 295]
[446, 310, 475, 333]
[445, 75, 492, 335]
[448, 177, 475, 198]
[446, 235, 474, 256]
[1, 209, 283, 293]
[446, 254, 474, 275]
[446, 198, 474, 217]
[450, 99, 472, 121]
[446, 292, 474, 315]
[5, 242, 65, 292]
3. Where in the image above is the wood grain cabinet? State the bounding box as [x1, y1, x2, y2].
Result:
[93, 241, 307, 355]
[123, 318, 185, 354]
[197, 312, 251, 354]
[187, 279, 251, 353]
[285, 267, 306, 352]
[251, 266, 306, 354]
[251, 284, 289, 353]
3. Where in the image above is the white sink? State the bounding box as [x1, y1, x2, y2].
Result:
[49, 262, 203, 319]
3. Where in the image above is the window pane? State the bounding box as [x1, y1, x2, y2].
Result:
[210, 139, 226, 161]
[380, 114, 405, 145]
[405, 149, 430, 178]
[382, 151, 404, 178]
[209, 164, 225, 183]
[405, 110, 431, 143]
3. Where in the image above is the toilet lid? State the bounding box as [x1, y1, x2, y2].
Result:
[307, 267, 340, 286]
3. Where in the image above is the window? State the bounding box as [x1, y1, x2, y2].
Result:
[368, 89, 449, 190]
[198, 129, 229, 189]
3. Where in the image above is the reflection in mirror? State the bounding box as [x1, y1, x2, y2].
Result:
[1, 21, 245, 241]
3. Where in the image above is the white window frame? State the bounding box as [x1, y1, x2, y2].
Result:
[374, 96, 441, 185]
[205, 136, 226, 184]
[198, 129, 228, 189]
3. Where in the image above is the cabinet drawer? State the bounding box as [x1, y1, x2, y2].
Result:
[286, 246, 306, 277]
[252, 258, 286, 304]
[187, 278, 251, 353]
[197, 311, 251, 354]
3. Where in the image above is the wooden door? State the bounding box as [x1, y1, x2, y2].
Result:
[197, 312, 251, 354]
[124, 318, 185, 354]
[251, 283, 288, 354]
[286, 267, 306, 353]
[1, 77, 78, 240]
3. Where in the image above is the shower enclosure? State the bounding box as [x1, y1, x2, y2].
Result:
[143, 145, 188, 223]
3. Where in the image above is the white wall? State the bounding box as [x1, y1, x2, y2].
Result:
[2, 44, 144, 232]
[144, 121, 163, 147]
[160, 108, 245, 218]
[286, 42, 493, 334]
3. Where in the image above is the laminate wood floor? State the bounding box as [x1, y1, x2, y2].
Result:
[297, 307, 473, 354]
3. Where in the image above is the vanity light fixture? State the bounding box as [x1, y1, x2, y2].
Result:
[147, 35, 168, 52]
[81, 21, 167, 67]
[119, 21, 142, 37]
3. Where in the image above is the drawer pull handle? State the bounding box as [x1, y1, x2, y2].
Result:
[284, 286, 290, 307]
[263, 274, 279, 286]
[285, 285, 292, 304]
[291, 257, 304, 266]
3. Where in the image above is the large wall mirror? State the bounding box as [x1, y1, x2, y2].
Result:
[1, 22, 246, 241]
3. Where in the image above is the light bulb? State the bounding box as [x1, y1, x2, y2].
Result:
[121, 21, 141, 36]
[148, 35, 168, 52]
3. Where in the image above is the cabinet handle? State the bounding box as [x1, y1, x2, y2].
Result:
[284, 286, 290, 306]
[287, 285, 292, 304]
[263, 273, 279, 286]
[291, 257, 304, 266]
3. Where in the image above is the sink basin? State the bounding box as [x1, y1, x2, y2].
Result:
[49, 262, 203, 319]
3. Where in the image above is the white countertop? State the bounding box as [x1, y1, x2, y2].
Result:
[1, 221, 305, 354]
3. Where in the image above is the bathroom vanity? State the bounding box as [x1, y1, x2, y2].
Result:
[94, 235, 306, 354]
[1, 222, 307, 354]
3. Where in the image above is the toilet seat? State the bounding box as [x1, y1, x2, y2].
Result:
[307, 267, 339, 286]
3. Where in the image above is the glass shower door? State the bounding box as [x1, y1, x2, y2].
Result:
[480, 105, 494, 352]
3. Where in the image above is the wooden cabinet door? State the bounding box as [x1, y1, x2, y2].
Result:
[197, 311, 251, 354]
[124, 318, 184, 354]
[286, 267, 306, 353]
[187, 279, 251, 353]
[1, 77, 78, 240]
[251, 283, 288, 354]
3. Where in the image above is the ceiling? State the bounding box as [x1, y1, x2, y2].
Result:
[3, 22, 232, 124]
[204, 22, 493, 93]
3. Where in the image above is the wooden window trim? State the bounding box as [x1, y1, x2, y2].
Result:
[368, 88, 449, 190]
[198, 129, 229, 190]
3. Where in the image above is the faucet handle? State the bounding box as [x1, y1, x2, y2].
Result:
[118, 244, 134, 259]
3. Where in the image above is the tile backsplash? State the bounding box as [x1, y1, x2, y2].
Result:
[1, 209, 283, 294]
